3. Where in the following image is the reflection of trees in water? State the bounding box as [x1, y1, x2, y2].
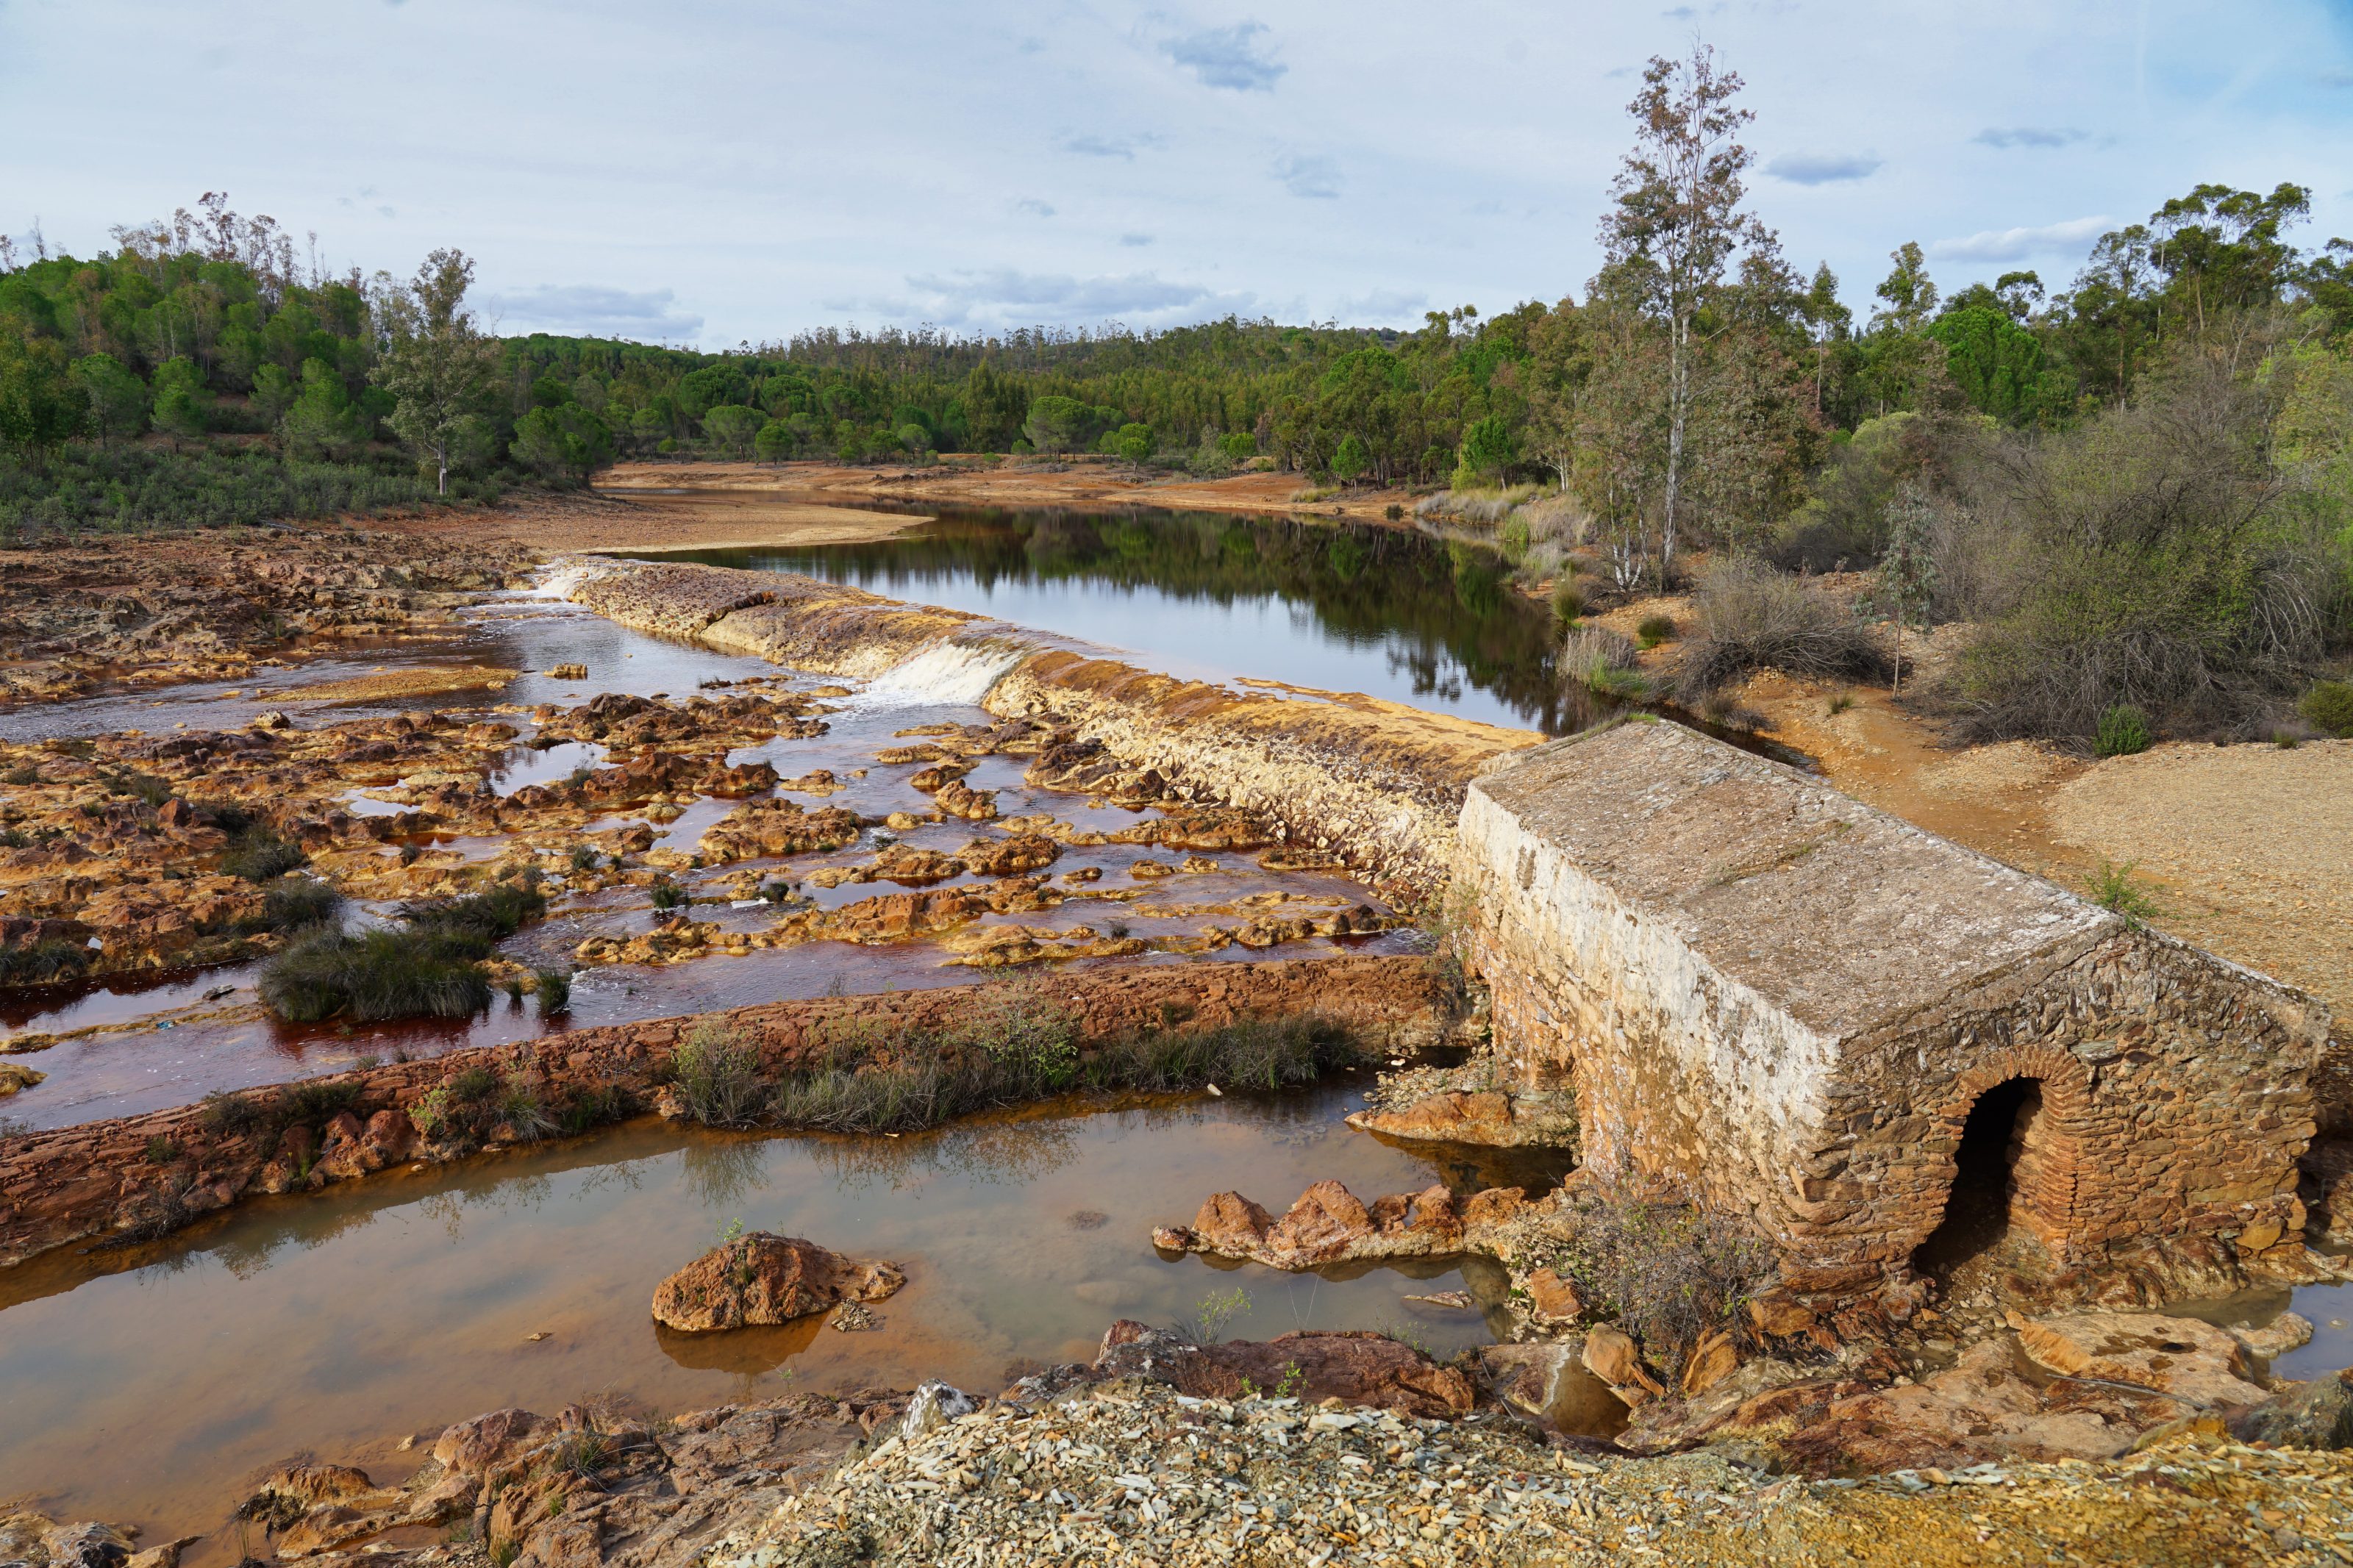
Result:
[671, 510, 1567, 732]
[677, 1134, 769, 1211]
[804, 1113, 1081, 1194]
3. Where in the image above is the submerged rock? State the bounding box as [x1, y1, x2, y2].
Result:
[652, 1232, 905, 1332]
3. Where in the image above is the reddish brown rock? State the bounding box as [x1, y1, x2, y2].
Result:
[651, 1234, 905, 1332]
[1095, 1321, 1474, 1420]
[1582, 1325, 1665, 1403]
[2014, 1311, 2270, 1407]
[432, 1408, 553, 1478]
[1523, 1266, 1584, 1325]
[1153, 1179, 1521, 1270]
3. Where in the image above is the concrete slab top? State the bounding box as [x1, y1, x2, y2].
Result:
[1469, 719, 2119, 1039]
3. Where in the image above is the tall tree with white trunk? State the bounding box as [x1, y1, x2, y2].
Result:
[1598, 43, 1774, 587]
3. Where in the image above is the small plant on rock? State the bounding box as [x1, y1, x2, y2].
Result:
[2084, 857, 2163, 929]
[1170, 1286, 1252, 1346]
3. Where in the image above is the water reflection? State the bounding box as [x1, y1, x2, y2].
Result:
[638, 509, 1571, 734]
[0, 1085, 1503, 1539]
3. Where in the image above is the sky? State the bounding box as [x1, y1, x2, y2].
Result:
[3, 0, 2351, 349]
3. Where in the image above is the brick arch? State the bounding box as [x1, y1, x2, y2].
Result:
[1914, 1043, 2104, 1261]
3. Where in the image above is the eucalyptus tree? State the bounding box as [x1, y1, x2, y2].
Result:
[373, 248, 500, 494]
[1597, 41, 1774, 585]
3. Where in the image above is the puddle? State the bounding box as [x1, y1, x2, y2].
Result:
[0, 1083, 1525, 1544]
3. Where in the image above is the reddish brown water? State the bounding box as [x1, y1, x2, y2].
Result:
[4, 592, 1410, 1129]
[0, 1084, 1561, 1549]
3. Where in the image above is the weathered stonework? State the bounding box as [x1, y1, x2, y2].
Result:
[1458, 719, 2332, 1295]
[564, 560, 1538, 896]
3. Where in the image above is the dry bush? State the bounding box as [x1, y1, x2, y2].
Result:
[1949, 356, 2336, 744]
[1677, 559, 1888, 699]
[1547, 1194, 1774, 1362]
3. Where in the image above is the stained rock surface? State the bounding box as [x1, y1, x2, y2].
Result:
[651, 1233, 905, 1332]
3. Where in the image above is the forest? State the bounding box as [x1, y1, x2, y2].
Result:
[2, 46, 2349, 746]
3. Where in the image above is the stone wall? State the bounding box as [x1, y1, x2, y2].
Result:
[1458, 720, 2331, 1296]
[0, 955, 1439, 1269]
[567, 561, 1538, 898]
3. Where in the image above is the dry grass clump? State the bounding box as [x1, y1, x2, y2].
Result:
[1560, 626, 1648, 699]
[1544, 1194, 1774, 1364]
[685, 998, 1363, 1136]
[1677, 559, 1888, 701]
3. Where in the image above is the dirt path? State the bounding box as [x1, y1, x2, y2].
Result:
[374, 486, 929, 554]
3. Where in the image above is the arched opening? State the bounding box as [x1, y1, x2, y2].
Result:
[1913, 1077, 2045, 1276]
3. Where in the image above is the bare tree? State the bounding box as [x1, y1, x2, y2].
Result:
[373, 248, 501, 495]
[1598, 41, 1774, 587]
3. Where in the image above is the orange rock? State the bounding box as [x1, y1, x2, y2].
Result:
[1583, 1325, 1665, 1400]
[1524, 1267, 1584, 1325]
[651, 1233, 904, 1333]
[1682, 1328, 1740, 1396]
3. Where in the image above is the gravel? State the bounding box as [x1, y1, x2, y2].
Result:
[705, 1381, 2353, 1566]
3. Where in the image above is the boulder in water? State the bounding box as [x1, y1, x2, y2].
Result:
[653, 1233, 905, 1333]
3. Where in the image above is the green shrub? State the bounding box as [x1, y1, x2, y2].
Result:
[1550, 581, 1585, 623]
[1544, 1196, 1774, 1363]
[670, 1023, 767, 1128]
[2299, 679, 2353, 738]
[1635, 614, 1677, 649]
[144, 1136, 183, 1164]
[2094, 704, 2152, 758]
[101, 770, 174, 808]
[944, 978, 1078, 1089]
[398, 884, 546, 944]
[557, 1084, 632, 1135]
[1560, 626, 1647, 700]
[260, 878, 343, 931]
[222, 829, 306, 883]
[0, 938, 88, 985]
[648, 876, 688, 912]
[535, 967, 572, 1014]
[258, 928, 491, 1023]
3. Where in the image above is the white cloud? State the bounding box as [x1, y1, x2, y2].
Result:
[1927, 215, 2113, 262]
[1162, 22, 1285, 91]
[1119, 232, 1154, 246]
[898, 267, 1257, 328]
[1059, 132, 1161, 160]
[1274, 152, 1340, 199]
[1014, 198, 1056, 218]
[1974, 126, 2090, 149]
[484, 284, 703, 341]
[1767, 152, 1882, 185]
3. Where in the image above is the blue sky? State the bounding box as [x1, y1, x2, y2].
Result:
[3, 0, 2349, 347]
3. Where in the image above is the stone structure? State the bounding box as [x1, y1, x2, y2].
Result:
[1457, 718, 2332, 1295]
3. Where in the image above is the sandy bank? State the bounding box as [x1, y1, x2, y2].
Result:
[596, 457, 1416, 523]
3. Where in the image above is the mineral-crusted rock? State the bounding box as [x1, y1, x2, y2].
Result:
[2231, 1311, 2314, 1363]
[1088, 1320, 1476, 1420]
[2014, 1311, 2269, 1407]
[651, 1234, 905, 1332]
[696, 798, 863, 864]
[1151, 1179, 1526, 1269]
[2231, 1367, 2353, 1449]
[0, 1062, 44, 1096]
[1582, 1325, 1665, 1404]
[933, 778, 998, 820]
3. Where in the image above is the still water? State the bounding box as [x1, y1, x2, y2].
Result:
[629, 507, 1574, 734]
[0, 1084, 1558, 1542]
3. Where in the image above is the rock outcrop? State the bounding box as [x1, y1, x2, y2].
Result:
[1151, 1178, 1529, 1269]
[651, 1234, 904, 1332]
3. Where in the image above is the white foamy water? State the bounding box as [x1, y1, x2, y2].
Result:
[529, 556, 624, 601]
[857, 637, 1028, 707]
